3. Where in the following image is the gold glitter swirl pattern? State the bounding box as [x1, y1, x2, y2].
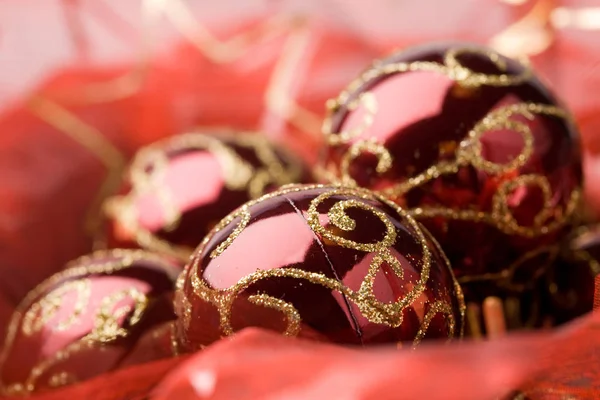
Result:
[457, 103, 566, 175]
[234, 134, 305, 199]
[340, 139, 392, 187]
[247, 294, 302, 337]
[323, 92, 377, 146]
[323, 46, 532, 123]
[209, 206, 251, 259]
[0, 249, 178, 395]
[322, 45, 579, 243]
[22, 280, 91, 336]
[379, 103, 566, 191]
[329, 98, 579, 238]
[88, 288, 148, 343]
[104, 131, 305, 262]
[306, 190, 398, 252]
[23, 289, 149, 392]
[412, 301, 456, 347]
[443, 47, 531, 88]
[178, 184, 463, 348]
[175, 270, 193, 330]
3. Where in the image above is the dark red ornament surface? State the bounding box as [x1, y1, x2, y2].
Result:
[321, 42, 583, 302]
[544, 225, 600, 324]
[174, 184, 464, 349]
[104, 132, 311, 261]
[0, 249, 181, 395]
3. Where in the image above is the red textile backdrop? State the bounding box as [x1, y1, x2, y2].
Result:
[1, 0, 599, 399]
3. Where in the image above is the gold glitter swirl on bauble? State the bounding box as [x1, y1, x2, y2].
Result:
[323, 46, 532, 121]
[324, 77, 581, 238]
[323, 52, 580, 239]
[104, 131, 305, 261]
[176, 184, 464, 349]
[23, 288, 148, 392]
[0, 249, 178, 395]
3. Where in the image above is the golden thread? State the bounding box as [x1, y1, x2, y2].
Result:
[151, 0, 291, 64]
[44, 0, 307, 103]
[27, 96, 126, 235]
[0, 249, 178, 395]
[47, 1, 151, 104]
[458, 245, 559, 292]
[263, 16, 323, 136]
[175, 184, 463, 349]
[62, 63, 149, 104]
[148, 0, 323, 137]
[104, 131, 304, 262]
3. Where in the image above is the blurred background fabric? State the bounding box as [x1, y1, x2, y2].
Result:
[0, 1, 599, 398]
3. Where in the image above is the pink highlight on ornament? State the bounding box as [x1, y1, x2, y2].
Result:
[203, 212, 315, 288]
[343, 71, 452, 144]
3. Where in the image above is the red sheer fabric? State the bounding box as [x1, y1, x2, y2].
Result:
[1, 1, 599, 398]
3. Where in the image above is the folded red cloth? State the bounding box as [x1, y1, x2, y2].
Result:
[23, 311, 600, 400]
[1, 2, 600, 399]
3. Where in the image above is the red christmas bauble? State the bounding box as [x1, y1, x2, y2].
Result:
[320, 42, 582, 301]
[174, 184, 464, 349]
[104, 131, 311, 261]
[0, 249, 181, 395]
[544, 225, 600, 324]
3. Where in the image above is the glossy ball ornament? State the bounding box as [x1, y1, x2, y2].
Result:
[544, 225, 600, 324]
[320, 42, 582, 301]
[174, 184, 464, 349]
[104, 131, 311, 261]
[0, 249, 181, 395]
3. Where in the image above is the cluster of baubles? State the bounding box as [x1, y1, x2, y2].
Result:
[318, 42, 584, 326]
[3, 43, 595, 395]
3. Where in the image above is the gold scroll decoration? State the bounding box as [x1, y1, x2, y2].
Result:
[321, 46, 580, 241]
[104, 132, 304, 261]
[0, 249, 177, 395]
[176, 184, 465, 350]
